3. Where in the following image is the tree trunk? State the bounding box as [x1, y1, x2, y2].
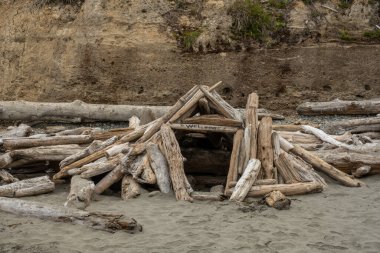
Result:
[0, 197, 142, 233]
[0, 176, 54, 197]
[257, 117, 274, 179]
[160, 124, 193, 201]
[230, 159, 261, 202]
[297, 99, 380, 115]
[64, 175, 95, 210]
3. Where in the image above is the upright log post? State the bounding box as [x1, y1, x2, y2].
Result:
[257, 117, 274, 179]
[246, 93, 259, 159]
[225, 129, 244, 195]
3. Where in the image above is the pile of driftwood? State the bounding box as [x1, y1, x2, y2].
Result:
[0, 84, 379, 215]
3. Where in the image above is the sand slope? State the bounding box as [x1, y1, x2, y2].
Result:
[1, 176, 380, 253]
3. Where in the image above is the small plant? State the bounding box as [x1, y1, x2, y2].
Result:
[229, 0, 272, 40]
[339, 30, 353, 41]
[363, 29, 380, 39]
[181, 30, 202, 51]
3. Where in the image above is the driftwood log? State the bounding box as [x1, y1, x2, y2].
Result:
[257, 117, 274, 179]
[191, 191, 225, 201]
[161, 124, 193, 201]
[121, 176, 141, 200]
[325, 117, 380, 134]
[146, 143, 171, 193]
[65, 175, 95, 210]
[225, 129, 244, 194]
[279, 136, 361, 187]
[227, 182, 323, 197]
[0, 176, 54, 197]
[230, 159, 261, 202]
[297, 99, 380, 115]
[0, 197, 142, 233]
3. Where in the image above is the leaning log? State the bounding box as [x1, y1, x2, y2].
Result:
[230, 159, 261, 202]
[297, 99, 380, 116]
[161, 124, 193, 201]
[279, 136, 361, 187]
[0, 176, 54, 197]
[64, 175, 95, 210]
[0, 197, 142, 233]
[146, 143, 172, 193]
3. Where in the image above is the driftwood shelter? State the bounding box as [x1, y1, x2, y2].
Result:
[1, 81, 378, 229]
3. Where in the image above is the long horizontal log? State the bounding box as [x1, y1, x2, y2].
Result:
[170, 124, 239, 133]
[0, 100, 282, 124]
[325, 117, 380, 134]
[226, 182, 323, 197]
[0, 176, 54, 197]
[0, 197, 142, 233]
[3, 135, 93, 150]
[191, 191, 225, 201]
[312, 149, 380, 175]
[297, 99, 380, 115]
[182, 115, 242, 127]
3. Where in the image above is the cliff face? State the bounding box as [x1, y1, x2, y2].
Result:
[0, 0, 379, 114]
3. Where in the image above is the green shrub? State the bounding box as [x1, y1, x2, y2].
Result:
[181, 30, 202, 51]
[363, 29, 380, 39]
[268, 0, 289, 9]
[339, 30, 353, 41]
[229, 0, 273, 40]
[339, 0, 353, 9]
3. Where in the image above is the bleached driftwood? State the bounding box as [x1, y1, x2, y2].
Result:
[257, 117, 274, 179]
[230, 159, 261, 202]
[0, 197, 142, 233]
[146, 143, 171, 193]
[121, 176, 141, 200]
[0, 176, 54, 197]
[64, 175, 95, 210]
[297, 99, 380, 115]
[225, 130, 244, 194]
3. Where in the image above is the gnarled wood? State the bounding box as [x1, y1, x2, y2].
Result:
[121, 176, 141, 200]
[0, 197, 142, 233]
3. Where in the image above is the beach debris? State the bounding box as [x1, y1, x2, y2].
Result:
[0, 176, 54, 197]
[265, 190, 291, 210]
[0, 83, 378, 207]
[297, 98, 380, 116]
[0, 197, 142, 233]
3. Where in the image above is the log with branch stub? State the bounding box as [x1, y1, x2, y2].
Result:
[0, 197, 142, 233]
[160, 124, 193, 201]
[297, 99, 380, 116]
[230, 159, 261, 202]
[0, 176, 54, 197]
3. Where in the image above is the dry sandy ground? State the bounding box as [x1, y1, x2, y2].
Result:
[1, 176, 380, 253]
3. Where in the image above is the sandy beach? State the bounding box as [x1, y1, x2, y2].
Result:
[0, 175, 379, 253]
